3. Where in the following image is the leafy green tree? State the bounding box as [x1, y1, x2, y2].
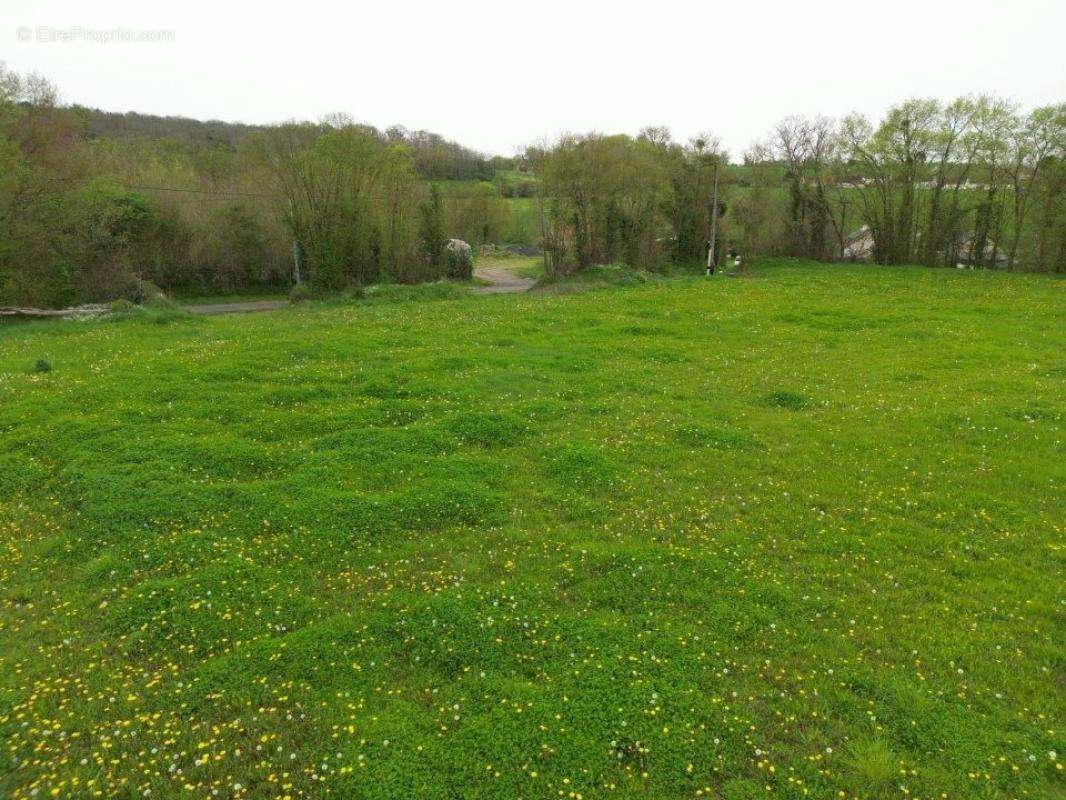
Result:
[420, 184, 446, 276]
[257, 121, 423, 290]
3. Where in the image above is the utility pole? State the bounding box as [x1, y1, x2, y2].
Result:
[706, 159, 720, 276]
[288, 198, 302, 285]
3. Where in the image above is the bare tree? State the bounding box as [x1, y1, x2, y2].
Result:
[772, 115, 842, 260]
[921, 97, 976, 266]
[967, 96, 1017, 267]
[1004, 104, 1066, 269]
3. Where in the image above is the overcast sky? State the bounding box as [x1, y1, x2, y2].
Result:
[3, 0, 1064, 159]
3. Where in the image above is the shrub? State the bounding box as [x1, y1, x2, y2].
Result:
[107, 298, 137, 317]
[72, 182, 183, 302]
[121, 277, 165, 304]
[33, 358, 52, 373]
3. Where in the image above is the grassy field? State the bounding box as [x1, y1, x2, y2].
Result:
[0, 261, 1062, 799]
[503, 196, 539, 245]
[172, 291, 290, 306]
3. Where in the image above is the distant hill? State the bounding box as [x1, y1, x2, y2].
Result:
[76, 106, 262, 148]
[72, 106, 494, 181]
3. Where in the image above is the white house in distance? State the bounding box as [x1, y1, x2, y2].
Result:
[841, 226, 1006, 268]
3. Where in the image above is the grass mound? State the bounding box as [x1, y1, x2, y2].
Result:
[107, 295, 193, 324]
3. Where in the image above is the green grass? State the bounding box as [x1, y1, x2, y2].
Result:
[535, 264, 666, 292]
[286, 281, 476, 308]
[173, 290, 290, 306]
[513, 256, 545, 280]
[356, 281, 474, 304]
[0, 260, 1062, 800]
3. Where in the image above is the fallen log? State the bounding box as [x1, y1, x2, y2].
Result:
[0, 304, 110, 320]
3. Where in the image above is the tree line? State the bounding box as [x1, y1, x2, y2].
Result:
[530, 129, 725, 275]
[2, 61, 1062, 308]
[0, 64, 512, 307]
[533, 97, 1064, 275]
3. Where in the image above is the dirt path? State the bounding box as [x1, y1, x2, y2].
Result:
[185, 300, 289, 315]
[183, 263, 534, 314]
[472, 265, 536, 294]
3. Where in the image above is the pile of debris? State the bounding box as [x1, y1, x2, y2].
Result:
[0, 304, 110, 321]
[2, 278, 173, 322]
